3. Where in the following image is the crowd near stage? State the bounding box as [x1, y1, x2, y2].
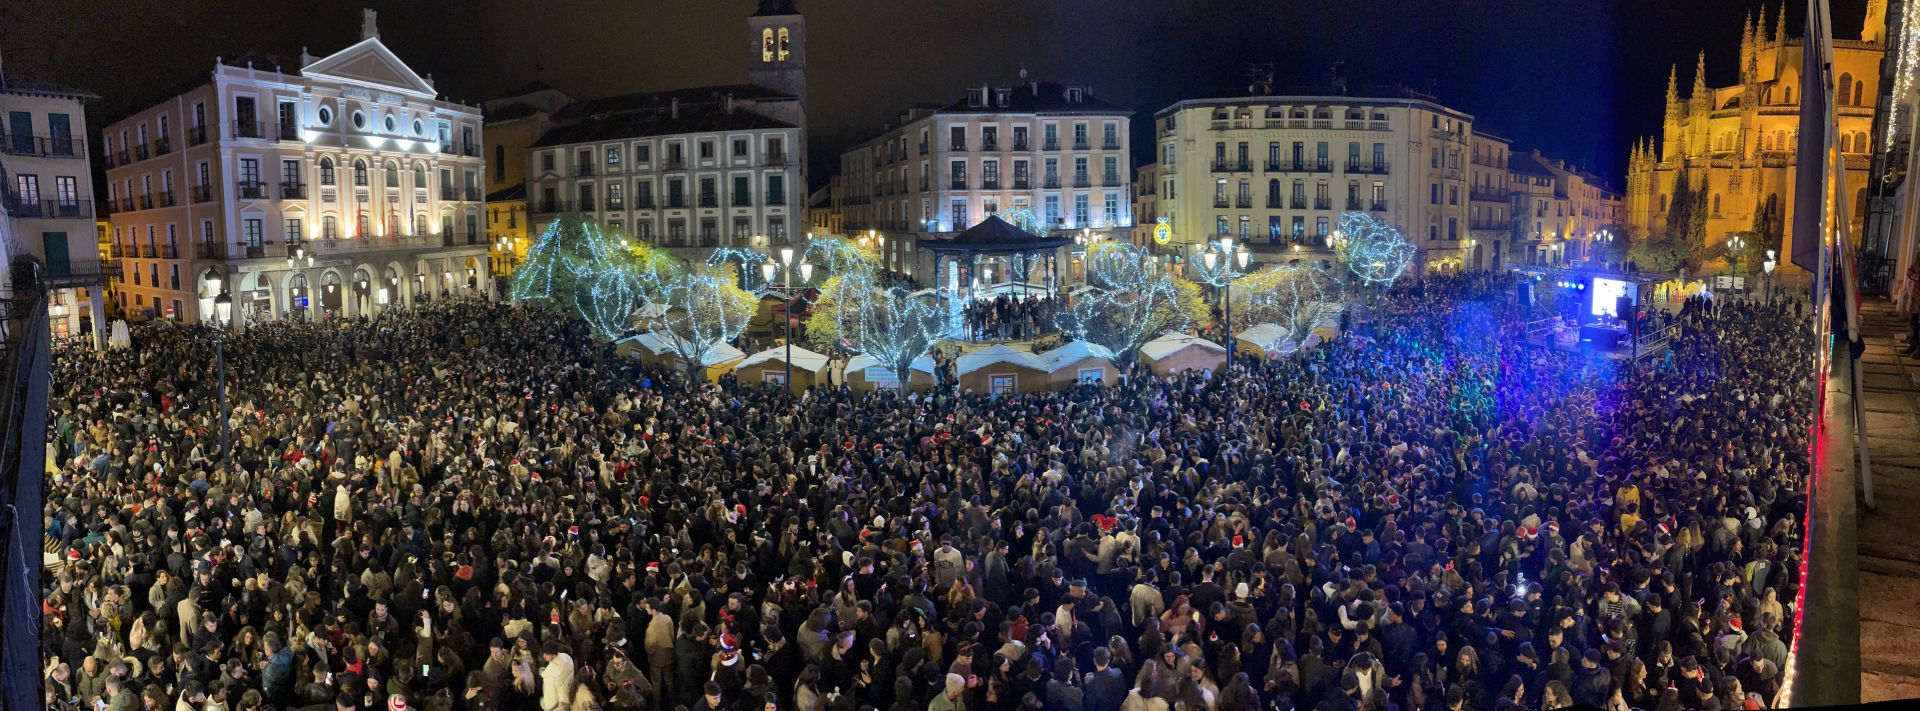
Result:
[33, 271, 1815, 711]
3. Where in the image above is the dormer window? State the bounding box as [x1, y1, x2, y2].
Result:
[996, 90, 1010, 107]
[1068, 87, 1084, 102]
[968, 89, 985, 108]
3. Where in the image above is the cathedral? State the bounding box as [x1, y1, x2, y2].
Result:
[1624, 0, 1887, 269]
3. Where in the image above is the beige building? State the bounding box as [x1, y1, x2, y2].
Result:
[1508, 150, 1623, 265]
[1152, 86, 1474, 273]
[838, 79, 1133, 283]
[523, 2, 807, 260]
[1624, 3, 1885, 268]
[482, 81, 571, 282]
[1132, 163, 1159, 248]
[2, 80, 111, 343]
[103, 10, 490, 325]
[1467, 132, 1512, 271]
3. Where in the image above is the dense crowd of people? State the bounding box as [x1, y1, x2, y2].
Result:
[39, 276, 1814, 711]
[963, 295, 1064, 342]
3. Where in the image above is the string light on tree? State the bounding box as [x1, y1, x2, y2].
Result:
[1335, 211, 1416, 286]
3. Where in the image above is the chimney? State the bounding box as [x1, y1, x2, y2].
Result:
[724, 94, 735, 114]
[361, 8, 379, 40]
[670, 98, 679, 119]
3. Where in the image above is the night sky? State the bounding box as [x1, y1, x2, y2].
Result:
[0, 0, 1872, 190]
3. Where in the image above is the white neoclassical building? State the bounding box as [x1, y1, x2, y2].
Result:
[103, 9, 490, 326]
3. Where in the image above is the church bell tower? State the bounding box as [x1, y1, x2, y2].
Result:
[748, 1, 807, 111]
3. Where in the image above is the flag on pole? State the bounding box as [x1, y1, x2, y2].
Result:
[1790, 0, 1832, 273]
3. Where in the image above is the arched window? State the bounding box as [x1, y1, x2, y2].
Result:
[1312, 107, 1332, 119]
[1856, 131, 1870, 153]
[416, 213, 428, 235]
[1839, 73, 1853, 105]
[384, 160, 399, 188]
[1660, 194, 1669, 211]
[1345, 108, 1364, 120]
[352, 159, 368, 186]
[415, 164, 428, 188]
[1712, 193, 1722, 215]
[1854, 81, 1865, 107]
[1840, 134, 1852, 153]
[1267, 179, 1281, 204]
[1784, 86, 1793, 104]
[318, 157, 335, 186]
[777, 27, 791, 61]
[761, 28, 774, 62]
[1776, 130, 1788, 150]
[357, 211, 370, 237]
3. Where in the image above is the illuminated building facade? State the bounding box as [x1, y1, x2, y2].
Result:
[1624, 2, 1886, 269]
[838, 79, 1133, 280]
[1152, 86, 1476, 273]
[102, 9, 489, 325]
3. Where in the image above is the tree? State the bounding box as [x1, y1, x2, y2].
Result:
[1056, 243, 1209, 372]
[1663, 171, 1711, 269]
[1231, 264, 1343, 339]
[1629, 233, 1687, 273]
[510, 214, 682, 340]
[805, 270, 945, 383]
[1335, 211, 1417, 285]
[654, 267, 758, 384]
[1590, 224, 1632, 267]
[1721, 230, 1767, 274]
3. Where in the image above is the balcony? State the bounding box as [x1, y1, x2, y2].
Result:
[635, 198, 655, 210]
[3, 198, 92, 219]
[138, 194, 154, 210]
[188, 125, 208, 146]
[535, 199, 571, 214]
[440, 141, 458, 155]
[159, 190, 177, 207]
[154, 138, 171, 156]
[575, 165, 596, 177]
[135, 144, 150, 160]
[1370, 201, 1387, 212]
[1308, 161, 1333, 173]
[1, 133, 82, 159]
[604, 197, 625, 210]
[1345, 200, 1363, 211]
[1013, 179, 1031, 190]
[236, 181, 267, 199]
[950, 141, 967, 151]
[1211, 160, 1247, 172]
[1291, 198, 1307, 209]
[1043, 177, 1060, 189]
[1235, 197, 1253, 209]
[768, 193, 786, 206]
[278, 122, 299, 141]
[1043, 140, 1060, 151]
[1313, 198, 1331, 210]
[982, 141, 999, 151]
[579, 197, 597, 211]
[918, 142, 928, 155]
[1214, 197, 1230, 208]
[119, 198, 133, 212]
[307, 234, 435, 255]
[463, 141, 481, 156]
[440, 188, 456, 201]
[1104, 173, 1122, 186]
[982, 179, 1001, 190]
[951, 178, 969, 190]
[1073, 175, 1091, 188]
[666, 157, 686, 170]
[1265, 161, 1292, 172]
[698, 194, 718, 208]
[1266, 198, 1283, 209]
[232, 121, 265, 140]
[667, 196, 687, 208]
[1013, 140, 1029, 151]
[281, 183, 307, 199]
[1073, 140, 1090, 150]
[1102, 140, 1121, 150]
[765, 151, 787, 166]
[1469, 188, 1508, 202]
[192, 184, 213, 203]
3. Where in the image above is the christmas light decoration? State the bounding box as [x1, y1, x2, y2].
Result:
[1888, 0, 1920, 145]
[1057, 242, 1209, 372]
[509, 215, 683, 340]
[652, 267, 758, 381]
[1335, 211, 1417, 285]
[1232, 263, 1343, 338]
[706, 247, 771, 293]
[801, 235, 878, 280]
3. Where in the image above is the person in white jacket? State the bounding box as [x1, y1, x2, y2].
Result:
[539, 642, 576, 711]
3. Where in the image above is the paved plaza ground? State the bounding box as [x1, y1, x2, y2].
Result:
[1858, 298, 1920, 702]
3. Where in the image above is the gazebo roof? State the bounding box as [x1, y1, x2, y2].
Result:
[921, 215, 1073, 254]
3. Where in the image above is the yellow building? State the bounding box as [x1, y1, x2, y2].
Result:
[1132, 163, 1159, 248]
[481, 81, 570, 289]
[1625, 2, 1886, 267]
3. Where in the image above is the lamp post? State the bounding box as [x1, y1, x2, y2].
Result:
[213, 289, 233, 468]
[286, 247, 314, 318]
[1727, 234, 1746, 285]
[761, 248, 813, 390]
[1191, 237, 1251, 376]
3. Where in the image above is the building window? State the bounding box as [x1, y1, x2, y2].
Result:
[286, 218, 303, 242]
[1044, 195, 1060, 226]
[952, 199, 969, 228]
[244, 219, 264, 246]
[733, 216, 752, 241]
[1103, 192, 1119, 225]
[1316, 217, 1329, 237]
[1074, 194, 1090, 227]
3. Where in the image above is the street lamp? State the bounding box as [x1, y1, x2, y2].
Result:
[212, 289, 233, 468]
[1727, 234, 1746, 279]
[762, 251, 813, 389]
[1190, 237, 1251, 377]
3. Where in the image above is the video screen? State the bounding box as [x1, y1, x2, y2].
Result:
[1591, 278, 1636, 317]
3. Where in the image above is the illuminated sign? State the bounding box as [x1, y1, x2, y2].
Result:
[1153, 217, 1172, 245]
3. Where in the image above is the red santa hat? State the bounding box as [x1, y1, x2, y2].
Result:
[1231, 535, 1245, 548]
[645, 562, 660, 573]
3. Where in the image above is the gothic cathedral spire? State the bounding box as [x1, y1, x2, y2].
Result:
[1665, 64, 1680, 116]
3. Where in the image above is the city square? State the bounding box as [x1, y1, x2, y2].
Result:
[2, 1, 1916, 710]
